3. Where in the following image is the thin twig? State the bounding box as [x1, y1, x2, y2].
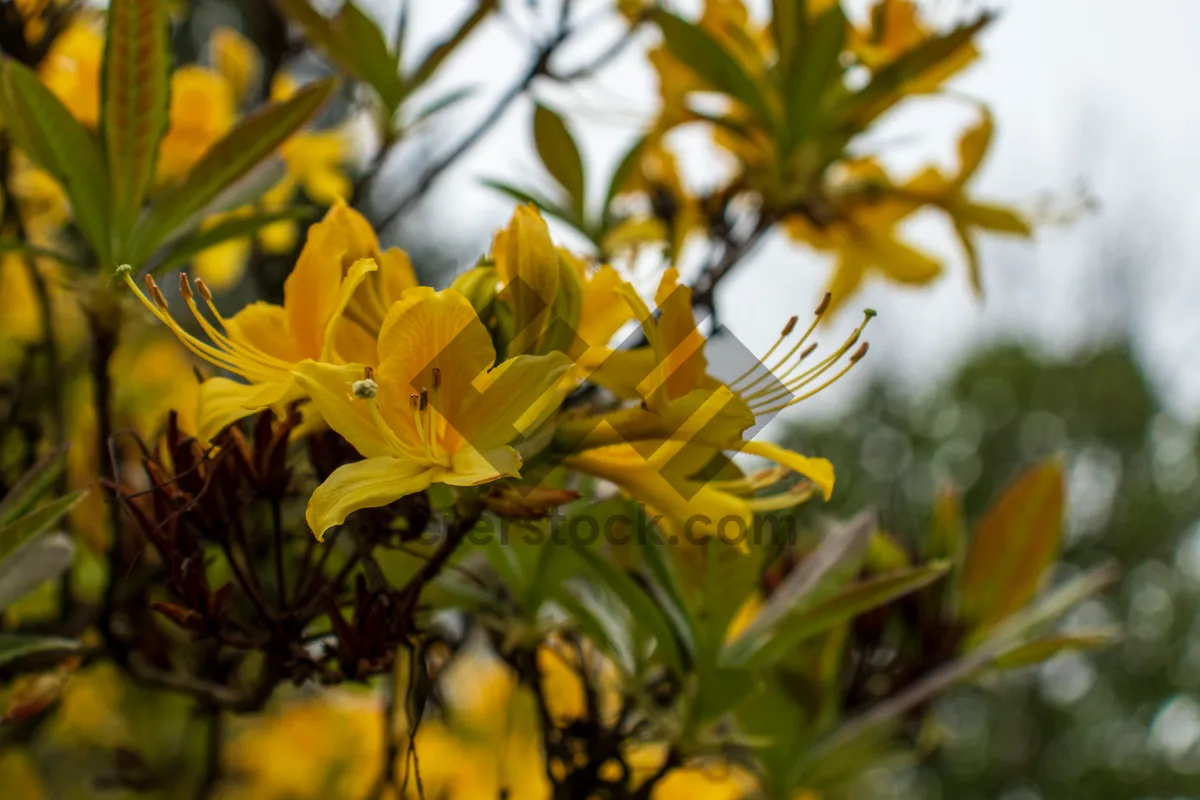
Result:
[373, 22, 573, 232]
[193, 705, 224, 800]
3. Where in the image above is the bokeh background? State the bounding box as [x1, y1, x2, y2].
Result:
[186, 0, 1200, 796]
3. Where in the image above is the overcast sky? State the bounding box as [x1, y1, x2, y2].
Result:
[372, 0, 1200, 426]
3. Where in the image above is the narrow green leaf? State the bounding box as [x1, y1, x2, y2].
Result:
[725, 562, 949, 669]
[960, 459, 1065, 634]
[407, 0, 497, 91]
[483, 179, 581, 230]
[0, 490, 86, 562]
[0, 446, 68, 527]
[130, 78, 334, 261]
[570, 543, 683, 673]
[149, 207, 318, 275]
[992, 628, 1119, 671]
[0, 60, 112, 262]
[0, 238, 82, 267]
[725, 512, 875, 663]
[407, 87, 476, 128]
[837, 14, 992, 130]
[102, 0, 170, 256]
[602, 135, 646, 225]
[786, 4, 847, 147]
[533, 104, 586, 219]
[649, 9, 774, 126]
[274, 0, 404, 114]
[0, 532, 75, 612]
[0, 634, 79, 668]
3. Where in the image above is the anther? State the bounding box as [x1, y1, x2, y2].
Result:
[364, 366, 374, 380]
[193, 277, 213, 302]
[780, 316, 798, 337]
[815, 292, 832, 316]
[419, 389, 429, 412]
[800, 343, 818, 360]
[145, 275, 168, 310]
[179, 272, 193, 301]
[431, 368, 441, 390]
[352, 378, 378, 399]
[409, 393, 419, 410]
[850, 342, 870, 363]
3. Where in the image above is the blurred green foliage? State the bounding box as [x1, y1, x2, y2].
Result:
[787, 343, 1200, 798]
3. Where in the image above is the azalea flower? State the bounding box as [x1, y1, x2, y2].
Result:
[156, 65, 237, 184]
[562, 270, 873, 540]
[122, 204, 414, 441]
[293, 287, 572, 540]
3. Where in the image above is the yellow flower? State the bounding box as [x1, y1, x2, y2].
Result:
[38, 21, 103, 128]
[293, 287, 572, 540]
[783, 160, 942, 314]
[156, 66, 236, 184]
[122, 205, 400, 442]
[209, 26, 260, 104]
[8, 151, 70, 245]
[850, 0, 978, 91]
[192, 206, 255, 291]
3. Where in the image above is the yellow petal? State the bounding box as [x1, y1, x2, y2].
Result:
[306, 457, 433, 541]
[739, 440, 834, 500]
[193, 235, 250, 291]
[461, 351, 573, 450]
[209, 26, 260, 103]
[291, 360, 396, 459]
[282, 212, 351, 358]
[320, 257, 377, 361]
[224, 301, 301, 363]
[863, 234, 942, 285]
[444, 444, 522, 486]
[375, 287, 496, 441]
[493, 206, 560, 354]
[654, 268, 706, 400]
[196, 377, 268, 443]
[575, 263, 634, 350]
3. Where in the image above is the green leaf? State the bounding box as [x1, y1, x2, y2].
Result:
[274, 0, 403, 115]
[0, 59, 112, 262]
[960, 459, 1064, 634]
[533, 104, 586, 220]
[602, 135, 646, 226]
[407, 0, 497, 91]
[407, 87, 476, 128]
[0, 532, 75, 612]
[0, 490, 86, 562]
[723, 512, 875, 664]
[0, 633, 79, 668]
[649, 9, 774, 126]
[149, 207, 318, 275]
[837, 13, 992, 130]
[570, 543, 683, 673]
[0, 238, 82, 267]
[130, 79, 334, 261]
[483, 180, 582, 230]
[992, 628, 1119, 671]
[785, 4, 847, 148]
[102, 0, 170, 257]
[724, 562, 949, 670]
[0, 446, 69, 528]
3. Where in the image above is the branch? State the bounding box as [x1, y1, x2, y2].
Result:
[690, 212, 777, 315]
[373, 23, 574, 232]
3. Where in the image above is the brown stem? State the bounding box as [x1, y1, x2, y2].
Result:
[193, 705, 224, 800]
[91, 305, 124, 647]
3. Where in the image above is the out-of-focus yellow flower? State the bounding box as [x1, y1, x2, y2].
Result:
[605, 146, 705, 260]
[253, 74, 353, 254]
[850, 0, 977, 91]
[0, 253, 84, 375]
[156, 66, 236, 184]
[124, 204, 411, 442]
[627, 743, 757, 799]
[192, 206, 255, 291]
[784, 160, 941, 314]
[293, 287, 571, 540]
[0, 750, 45, 800]
[209, 26, 260, 104]
[8, 151, 70, 245]
[48, 664, 132, 748]
[38, 21, 103, 127]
